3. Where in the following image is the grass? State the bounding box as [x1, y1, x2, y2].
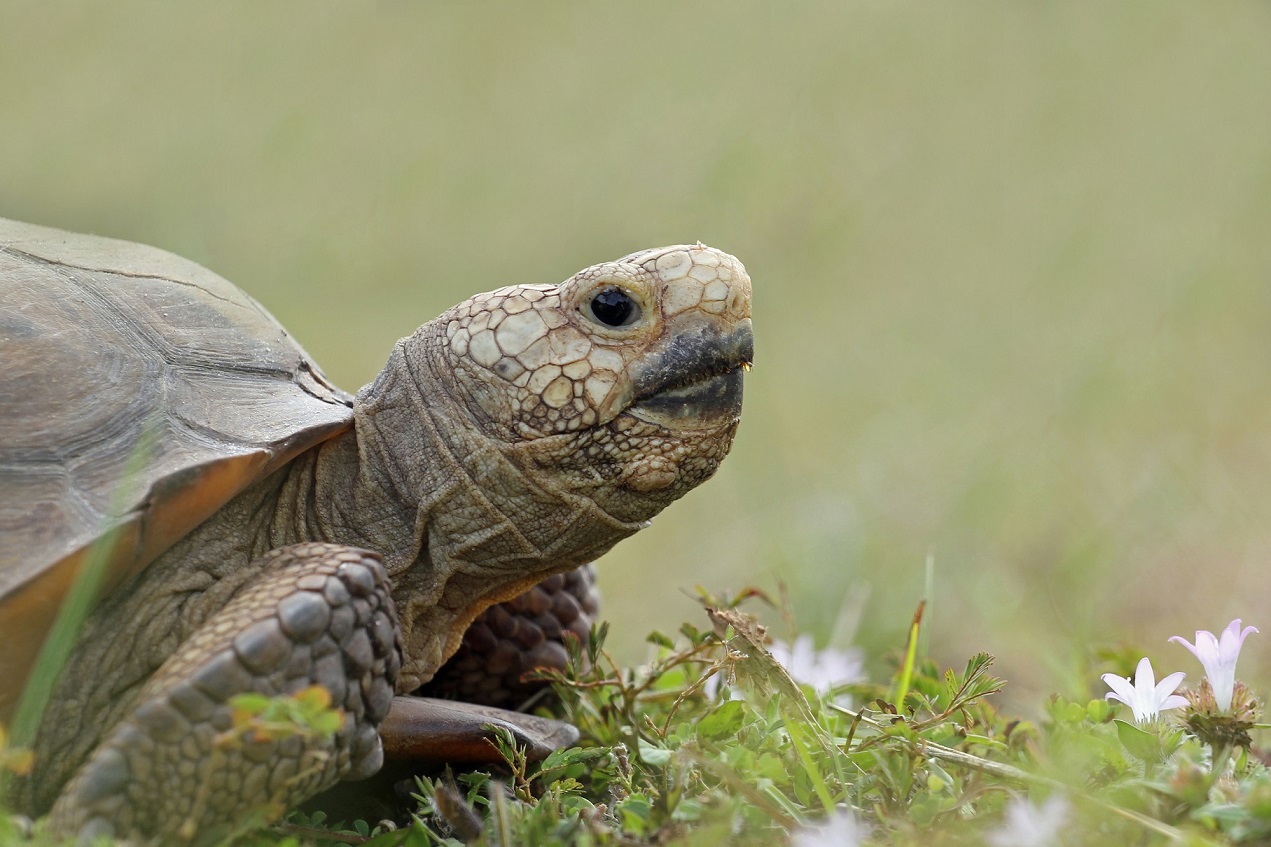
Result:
[7, 588, 1271, 845]
[3, 2, 1271, 696]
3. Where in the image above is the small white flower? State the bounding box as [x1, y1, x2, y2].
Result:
[704, 634, 863, 702]
[792, 808, 869, 847]
[1169, 619, 1258, 713]
[769, 634, 865, 698]
[1102, 657, 1187, 724]
[987, 794, 1070, 847]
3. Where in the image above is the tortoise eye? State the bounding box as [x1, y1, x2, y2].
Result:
[587, 287, 641, 328]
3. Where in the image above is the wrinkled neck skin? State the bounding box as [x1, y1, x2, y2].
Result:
[293, 323, 665, 692]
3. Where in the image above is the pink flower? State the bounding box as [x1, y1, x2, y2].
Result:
[1170, 619, 1258, 712]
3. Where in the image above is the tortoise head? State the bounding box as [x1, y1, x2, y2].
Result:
[427, 244, 753, 522]
[354, 245, 751, 687]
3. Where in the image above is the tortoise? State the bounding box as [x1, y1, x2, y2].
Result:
[0, 218, 752, 841]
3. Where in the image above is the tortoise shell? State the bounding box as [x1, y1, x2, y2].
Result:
[0, 217, 354, 715]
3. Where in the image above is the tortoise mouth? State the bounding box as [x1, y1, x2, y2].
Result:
[627, 322, 752, 429]
[629, 368, 745, 428]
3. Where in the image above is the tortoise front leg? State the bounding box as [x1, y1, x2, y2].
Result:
[48, 543, 400, 843]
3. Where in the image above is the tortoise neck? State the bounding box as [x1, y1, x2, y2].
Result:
[302, 332, 638, 693]
[300, 334, 532, 691]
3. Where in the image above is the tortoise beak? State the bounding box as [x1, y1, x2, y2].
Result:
[628, 319, 753, 429]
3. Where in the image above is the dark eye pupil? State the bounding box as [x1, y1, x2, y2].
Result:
[590, 288, 637, 327]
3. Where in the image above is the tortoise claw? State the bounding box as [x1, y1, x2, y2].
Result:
[378, 697, 579, 767]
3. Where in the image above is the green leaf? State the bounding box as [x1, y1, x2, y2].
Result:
[697, 699, 748, 739]
[637, 738, 673, 766]
[228, 692, 274, 716]
[1087, 698, 1116, 723]
[671, 796, 705, 822]
[616, 794, 653, 836]
[539, 746, 608, 772]
[646, 630, 675, 649]
[679, 622, 705, 644]
[892, 600, 925, 706]
[1114, 719, 1168, 763]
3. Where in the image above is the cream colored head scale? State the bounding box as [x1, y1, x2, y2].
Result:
[441, 244, 752, 442]
[387, 242, 752, 522]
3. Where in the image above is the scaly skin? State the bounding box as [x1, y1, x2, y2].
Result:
[48, 545, 399, 843]
[30, 245, 752, 839]
[420, 565, 600, 708]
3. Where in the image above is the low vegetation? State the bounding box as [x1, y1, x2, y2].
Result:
[5, 587, 1271, 845]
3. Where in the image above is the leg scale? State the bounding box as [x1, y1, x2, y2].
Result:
[48, 543, 401, 843]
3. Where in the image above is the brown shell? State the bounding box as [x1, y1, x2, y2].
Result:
[0, 218, 355, 714]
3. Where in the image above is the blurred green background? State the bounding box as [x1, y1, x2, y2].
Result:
[4, 2, 1271, 707]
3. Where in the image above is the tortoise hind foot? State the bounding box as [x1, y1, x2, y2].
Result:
[308, 568, 596, 825]
[306, 696, 579, 826]
[420, 563, 600, 709]
[48, 543, 401, 843]
[380, 696, 579, 768]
